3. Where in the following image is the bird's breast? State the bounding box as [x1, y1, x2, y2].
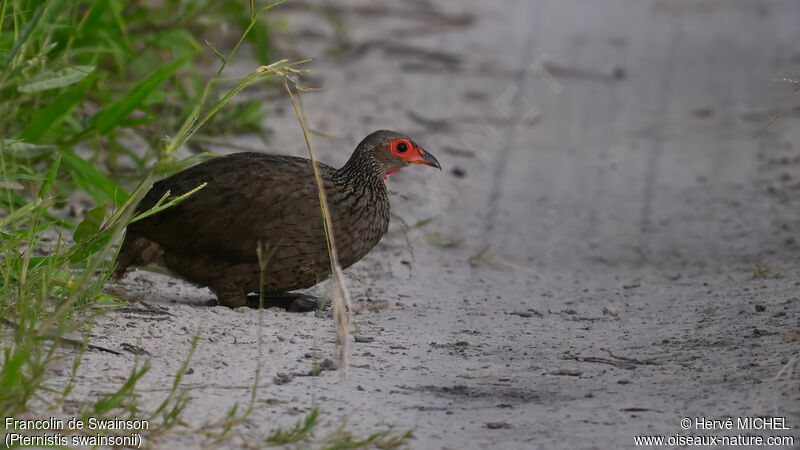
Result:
[327, 182, 390, 269]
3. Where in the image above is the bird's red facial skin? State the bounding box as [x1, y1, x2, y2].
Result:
[390, 138, 434, 167]
[390, 139, 414, 161]
[384, 168, 400, 181]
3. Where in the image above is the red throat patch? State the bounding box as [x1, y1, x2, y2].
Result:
[384, 169, 400, 181]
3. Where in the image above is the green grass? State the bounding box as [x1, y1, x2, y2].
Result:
[750, 263, 778, 279]
[0, 0, 279, 437]
[265, 408, 413, 449]
[266, 407, 320, 445]
[0, 1, 413, 447]
[1, 0, 293, 417]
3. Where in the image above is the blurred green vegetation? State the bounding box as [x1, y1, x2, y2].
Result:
[0, 2, 412, 446]
[0, 0, 293, 417]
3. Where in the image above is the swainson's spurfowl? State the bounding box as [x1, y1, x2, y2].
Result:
[113, 130, 441, 309]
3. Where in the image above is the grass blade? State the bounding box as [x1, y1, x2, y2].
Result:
[3, 2, 46, 67]
[91, 55, 193, 135]
[38, 154, 61, 198]
[73, 204, 107, 244]
[216, 0, 287, 77]
[20, 77, 94, 142]
[60, 150, 128, 207]
[205, 40, 226, 65]
[284, 80, 351, 372]
[18, 65, 95, 93]
[0, 199, 42, 229]
[130, 182, 207, 223]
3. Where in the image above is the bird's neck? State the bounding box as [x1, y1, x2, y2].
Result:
[337, 151, 386, 190]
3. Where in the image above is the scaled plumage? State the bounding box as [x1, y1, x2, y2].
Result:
[114, 130, 440, 308]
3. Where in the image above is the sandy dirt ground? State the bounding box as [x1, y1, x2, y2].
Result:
[45, 0, 800, 448]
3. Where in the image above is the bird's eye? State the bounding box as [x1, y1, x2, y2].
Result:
[396, 142, 408, 153]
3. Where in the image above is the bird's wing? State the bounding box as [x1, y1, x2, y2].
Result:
[129, 153, 336, 263]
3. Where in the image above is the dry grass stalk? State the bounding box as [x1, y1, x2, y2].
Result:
[283, 79, 351, 374]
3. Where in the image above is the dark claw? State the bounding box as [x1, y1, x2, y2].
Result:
[245, 292, 319, 312]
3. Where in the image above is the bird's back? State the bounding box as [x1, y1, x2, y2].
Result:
[116, 152, 390, 295]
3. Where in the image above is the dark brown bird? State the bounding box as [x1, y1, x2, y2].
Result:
[114, 130, 441, 309]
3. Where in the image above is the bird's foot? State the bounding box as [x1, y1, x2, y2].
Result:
[246, 292, 319, 312]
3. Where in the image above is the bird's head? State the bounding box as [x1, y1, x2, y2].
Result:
[348, 130, 441, 179]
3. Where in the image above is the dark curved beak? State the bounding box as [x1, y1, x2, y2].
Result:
[412, 147, 442, 171]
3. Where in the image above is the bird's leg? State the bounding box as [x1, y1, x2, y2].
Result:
[246, 292, 319, 312]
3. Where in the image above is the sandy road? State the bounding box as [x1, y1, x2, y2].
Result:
[57, 1, 800, 448]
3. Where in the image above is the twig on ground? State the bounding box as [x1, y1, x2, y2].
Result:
[560, 349, 660, 370]
[2, 319, 123, 355]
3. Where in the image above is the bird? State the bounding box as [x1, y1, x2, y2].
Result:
[113, 130, 441, 310]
